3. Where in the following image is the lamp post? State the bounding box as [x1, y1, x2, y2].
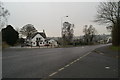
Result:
[61, 16, 68, 46]
[61, 16, 68, 37]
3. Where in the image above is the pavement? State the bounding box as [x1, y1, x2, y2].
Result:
[9, 45, 59, 49]
[95, 45, 119, 58]
[2, 44, 119, 79]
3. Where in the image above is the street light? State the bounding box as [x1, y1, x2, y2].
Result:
[61, 16, 68, 37]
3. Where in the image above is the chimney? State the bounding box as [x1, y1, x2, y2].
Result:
[43, 29, 45, 33]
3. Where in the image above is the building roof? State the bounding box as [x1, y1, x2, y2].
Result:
[30, 32, 46, 39]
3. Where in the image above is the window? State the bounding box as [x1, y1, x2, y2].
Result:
[41, 40, 43, 42]
[36, 38, 39, 41]
[36, 37, 41, 41]
[40, 42, 42, 44]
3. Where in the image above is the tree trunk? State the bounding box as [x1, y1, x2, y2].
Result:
[112, 23, 120, 46]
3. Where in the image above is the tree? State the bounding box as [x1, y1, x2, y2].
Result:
[2, 25, 19, 46]
[83, 25, 97, 44]
[62, 22, 74, 45]
[20, 24, 37, 39]
[18, 38, 25, 47]
[94, 1, 120, 46]
[0, 2, 10, 30]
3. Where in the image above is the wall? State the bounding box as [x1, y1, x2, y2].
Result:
[31, 34, 45, 46]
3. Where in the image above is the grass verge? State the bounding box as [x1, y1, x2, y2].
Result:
[2, 42, 10, 49]
[109, 46, 120, 51]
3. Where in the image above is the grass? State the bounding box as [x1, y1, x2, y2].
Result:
[2, 42, 10, 49]
[109, 46, 120, 51]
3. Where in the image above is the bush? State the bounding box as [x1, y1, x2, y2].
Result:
[2, 25, 19, 46]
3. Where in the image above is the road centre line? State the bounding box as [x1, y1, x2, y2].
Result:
[76, 58, 80, 61]
[49, 72, 58, 77]
[64, 64, 70, 67]
[58, 67, 65, 71]
[48, 51, 92, 77]
[73, 60, 77, 63]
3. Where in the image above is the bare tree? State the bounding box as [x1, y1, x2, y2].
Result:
[95, 1, 120, 46]
[95, 2, 118, 24]
[83, 25, 97, 44]
[62, 22, 74, 45]
[20, 24, 37, 39]
[0, 2, 10, 30]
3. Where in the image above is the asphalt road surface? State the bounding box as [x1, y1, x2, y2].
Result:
[2, 44, 118, 78]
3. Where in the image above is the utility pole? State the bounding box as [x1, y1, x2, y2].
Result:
[61, 16, 68, 38]
[61, 16, 68, 46]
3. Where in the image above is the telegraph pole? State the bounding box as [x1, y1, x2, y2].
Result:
[61, 16, 68, 38]
[61, 16, 68, 46]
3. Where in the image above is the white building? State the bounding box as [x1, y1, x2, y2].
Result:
[106, 36, 112, 43]
[28, 32, 46, 47]
[47, 39, 58, 47]
[25, 30, 58, 47]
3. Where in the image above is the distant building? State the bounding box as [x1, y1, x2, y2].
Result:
[23, 30, 58, 47]
[46, 38, 58, 47]
[106, 36, 112, 43]
[29, 32, 46, 47]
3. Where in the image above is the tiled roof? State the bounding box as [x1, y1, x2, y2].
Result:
[30, 32, 46, 39]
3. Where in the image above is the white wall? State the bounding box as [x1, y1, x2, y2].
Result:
[31, 34, 46, 46]
[48, 39, 58, 47]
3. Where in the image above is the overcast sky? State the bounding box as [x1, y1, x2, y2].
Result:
[4, 2, 110, 37]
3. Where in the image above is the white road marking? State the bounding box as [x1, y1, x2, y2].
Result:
[82, 47, 84, 48]
[49, 72, 58, 77]
[81, 52, 91, 58]
[48, 51, 92, 77]
[70, 61, 74, 65]
[73, 60, 77, 63]
[100, 53, 104, 55]
[58, 67, 64, 71]
[79, 57, 82, 59]
[105, 66, 110, 69]
[64, 64, 70, 68]
[77, 58, 80, 61]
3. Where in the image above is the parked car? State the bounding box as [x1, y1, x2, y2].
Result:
[44, 44, 50, 47]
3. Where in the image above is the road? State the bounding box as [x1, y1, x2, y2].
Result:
[2, 44, 118, 78]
